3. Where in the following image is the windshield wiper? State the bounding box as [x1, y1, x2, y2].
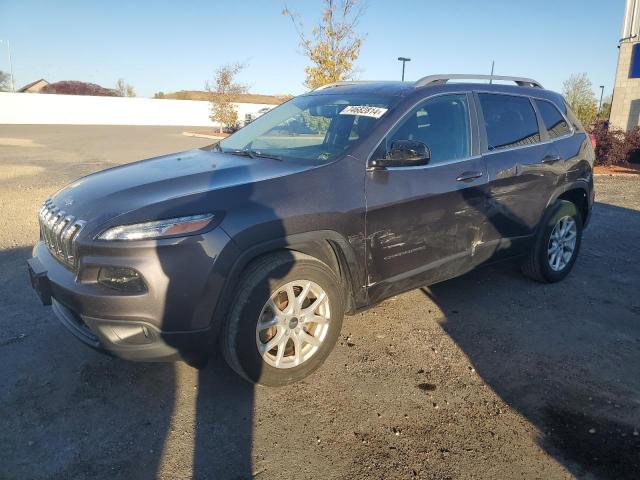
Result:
[228, 149, 282, 161]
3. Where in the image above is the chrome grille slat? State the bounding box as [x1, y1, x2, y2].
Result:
[52, 211, 66, 254]
[38, 200, 86, 270]
[60, 216, 76, 261]
[69, 221, 86, 265]
[43, 209, 55, 248]
[46, 207, 60, 250]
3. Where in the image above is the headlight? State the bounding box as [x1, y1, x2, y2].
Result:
[98, 214, 214, 241]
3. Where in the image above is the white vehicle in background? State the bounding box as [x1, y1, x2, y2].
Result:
[244, 107, 273, 126]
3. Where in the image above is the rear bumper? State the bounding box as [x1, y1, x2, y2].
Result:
[584, 177, 595, 228]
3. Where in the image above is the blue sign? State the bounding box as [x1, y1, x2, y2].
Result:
[630, 43, 640, 78]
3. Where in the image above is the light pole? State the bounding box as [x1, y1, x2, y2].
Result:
[398, 57, 411, 82]
[598, 85, 605, 117]
[0, 38, 15, 92]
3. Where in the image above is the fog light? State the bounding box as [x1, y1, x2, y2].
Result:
[98, 267, 146, 293]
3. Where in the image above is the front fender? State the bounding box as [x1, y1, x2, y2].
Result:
[206, 229, 367, 343]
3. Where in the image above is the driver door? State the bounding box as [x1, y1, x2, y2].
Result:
[365, 93, 488, 303]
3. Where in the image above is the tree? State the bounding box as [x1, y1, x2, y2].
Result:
[207, 63, 248, 133]
[0, 70, 11, 92]
[153, 91, 165, 99]
[283, 0, 367, 90]
[562, 73, 598, 127]
[115, 78, 136, 97]
[41, 81, 117, 96]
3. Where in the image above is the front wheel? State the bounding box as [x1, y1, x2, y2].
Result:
[220, 252, 343, 386]
[522, 200, 583, 283]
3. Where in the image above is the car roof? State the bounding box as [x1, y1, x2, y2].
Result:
[305, 81, 413, 97]
[305, 78, 566, 110]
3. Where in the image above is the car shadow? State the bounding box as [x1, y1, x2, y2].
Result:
[421, 201, 640, 480]
[0, 246, 177, 479]
[2, 247, 268, 479]
[157, 163, 295, 479]
[4, 159, 295, 478]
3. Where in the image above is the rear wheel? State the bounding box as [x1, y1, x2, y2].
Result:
[522, 200, 583, 283]
[221, 251, 343, 386]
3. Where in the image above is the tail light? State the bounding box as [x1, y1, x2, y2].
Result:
[588, 133, 597, 149]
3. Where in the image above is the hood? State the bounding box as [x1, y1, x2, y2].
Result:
[50, 148, 312, 229]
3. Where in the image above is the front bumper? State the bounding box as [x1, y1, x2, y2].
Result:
[28, 227, 239, 362]
[51, 297, 190, 361]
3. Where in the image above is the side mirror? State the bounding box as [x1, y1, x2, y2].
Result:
[370, 139, 431, 169]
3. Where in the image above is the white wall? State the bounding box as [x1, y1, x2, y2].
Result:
[0, 92, 274, 127]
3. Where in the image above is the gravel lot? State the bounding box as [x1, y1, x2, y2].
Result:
[0, 125, 638, 480]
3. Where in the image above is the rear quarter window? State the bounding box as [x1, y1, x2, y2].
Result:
[561, 101, 585, 132]
[535, 99, 572, 139]
[478, 93, 541, 151]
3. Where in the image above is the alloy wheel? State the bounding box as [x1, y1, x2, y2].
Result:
[256, 280, 331, 369]
[547, 216, 577, 272]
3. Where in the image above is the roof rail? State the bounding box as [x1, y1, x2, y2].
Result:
[313, 81, 378, 91]
[414, 74, 543, 89]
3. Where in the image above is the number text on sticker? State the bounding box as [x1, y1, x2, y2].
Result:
[340, 105, 388, 119]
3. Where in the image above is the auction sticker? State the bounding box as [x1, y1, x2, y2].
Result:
[340, 105, 388, 118]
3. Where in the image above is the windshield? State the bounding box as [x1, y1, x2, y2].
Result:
[218, 94, 396, 163]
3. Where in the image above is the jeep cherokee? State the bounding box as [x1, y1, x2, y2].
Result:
[28, 74, 595, 385]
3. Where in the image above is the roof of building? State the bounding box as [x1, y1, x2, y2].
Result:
[18, 78, 49, 93]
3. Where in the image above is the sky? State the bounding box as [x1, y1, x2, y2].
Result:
[0, 0, 626, 99]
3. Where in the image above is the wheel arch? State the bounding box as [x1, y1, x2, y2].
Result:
[545, 180, 591, 226]
[211, 230, 365, 337]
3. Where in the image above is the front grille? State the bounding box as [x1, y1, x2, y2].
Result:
[39, 199, 86, 270]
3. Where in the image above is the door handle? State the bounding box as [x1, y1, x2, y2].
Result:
[456, 171, 483, 182]
[541, 154, 562, 164]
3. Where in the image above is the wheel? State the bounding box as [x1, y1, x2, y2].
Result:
[522, 200, 583, 283]
[220, 251, 344, 386]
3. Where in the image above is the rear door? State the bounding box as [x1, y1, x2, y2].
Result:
[365, 93, 488, 303]
[534, 97, 579, 175]
[474, 92, 559, 261]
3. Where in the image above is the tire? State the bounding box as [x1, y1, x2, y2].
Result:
[220, 251, 344, 386]
[522, 200, 583, 283]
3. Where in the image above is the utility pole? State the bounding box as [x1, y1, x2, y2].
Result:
[398, 57, 411, 82]
[0, 39, 15, 92]
[598, 85, 605, 116]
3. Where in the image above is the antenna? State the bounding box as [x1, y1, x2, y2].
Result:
[489, 61, 495, 85]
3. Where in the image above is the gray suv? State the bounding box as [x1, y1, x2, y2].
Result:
[28, 74, 595, 385]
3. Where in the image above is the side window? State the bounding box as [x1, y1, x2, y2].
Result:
[479, 94, 541, 151]
[535, 99, 572, 139]
[385, 94, 470, 165]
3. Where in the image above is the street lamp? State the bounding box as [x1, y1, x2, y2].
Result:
[0, 38, 15, 92]
[398, 57, 411, 82]
[598, 85, 605, 116]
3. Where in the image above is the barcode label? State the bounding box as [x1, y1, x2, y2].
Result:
[340, 105, 388, 118]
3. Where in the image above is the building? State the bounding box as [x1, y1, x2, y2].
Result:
[610, 0, 640, 130]
[17, 78, 48, 93]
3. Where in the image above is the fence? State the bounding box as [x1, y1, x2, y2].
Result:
[0, 92, 273, 127]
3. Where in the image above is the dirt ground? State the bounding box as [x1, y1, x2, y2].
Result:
[593, 164, 640, 175]
[0, 125, 638, 480]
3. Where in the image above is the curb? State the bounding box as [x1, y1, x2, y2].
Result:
[594, 173, 640, 177]
[182, 131, 226, 140]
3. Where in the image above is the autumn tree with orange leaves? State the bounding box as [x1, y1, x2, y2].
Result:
[283, 0, 367, 90]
